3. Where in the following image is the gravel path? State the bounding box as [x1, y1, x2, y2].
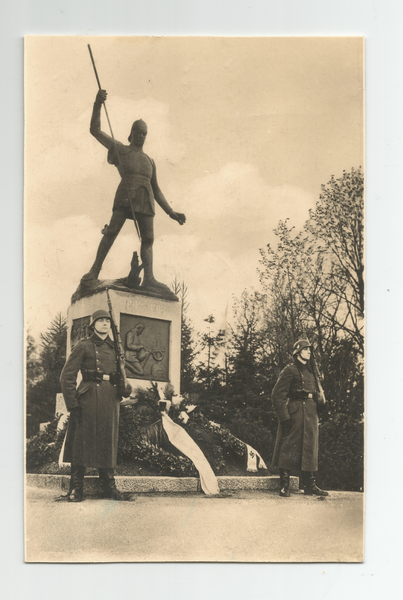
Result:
[25, 487, 363, 563]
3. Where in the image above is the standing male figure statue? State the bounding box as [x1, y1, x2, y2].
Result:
[81, 89, 186, 293]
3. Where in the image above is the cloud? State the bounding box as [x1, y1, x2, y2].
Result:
[180, 162, 315, 255]
[25, 216, 103, 337]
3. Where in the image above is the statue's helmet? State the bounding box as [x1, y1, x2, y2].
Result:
[128, 119, 147, 143]
[292, 339, 311, 356]
[90, 309, 110, 327]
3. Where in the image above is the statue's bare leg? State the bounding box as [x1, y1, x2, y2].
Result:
[136, 214, 172, 293]
[81, 211, 126, 282]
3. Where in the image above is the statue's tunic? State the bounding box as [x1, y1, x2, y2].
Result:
[107, 143, 158, 218]
[60, 333, 121, 468]
[90, 101, 173, 220]
[271, 360, 319, 472]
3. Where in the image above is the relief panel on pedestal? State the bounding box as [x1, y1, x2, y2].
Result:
[120, 314, 170, 382]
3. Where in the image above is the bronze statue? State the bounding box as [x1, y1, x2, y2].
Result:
[81, 89, 186, 295]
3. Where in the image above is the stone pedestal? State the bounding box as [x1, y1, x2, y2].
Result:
[66, 287, 181, 394]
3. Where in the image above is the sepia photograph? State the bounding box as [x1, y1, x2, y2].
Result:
[24, 35, 364, 563]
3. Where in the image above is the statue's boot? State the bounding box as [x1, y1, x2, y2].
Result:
[81, 227, 119, 283]
[140, 245, 175, 295]
[141, 277, 174, 295]
[80, 268, 100, 284]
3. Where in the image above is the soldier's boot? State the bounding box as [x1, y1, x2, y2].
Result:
[302, 471, 329, 496]
[98, 468, 125, 500]
[279, 468, 291, 497]
[68, 465, 86, 502]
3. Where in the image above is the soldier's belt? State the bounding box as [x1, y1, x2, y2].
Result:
[288, 392, 316, 400]
[82, 370, 120, 385]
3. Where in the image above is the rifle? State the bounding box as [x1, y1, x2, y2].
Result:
[106, 289, 129, 393]
[310, 346, 326, 407]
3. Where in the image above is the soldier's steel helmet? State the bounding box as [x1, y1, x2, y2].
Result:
[292, 339, 311, 356]
[90, 309, 110, 327]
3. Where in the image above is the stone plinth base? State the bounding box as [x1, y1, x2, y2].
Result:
[26, 474, 299, 494]
[67, 287, 181, 394]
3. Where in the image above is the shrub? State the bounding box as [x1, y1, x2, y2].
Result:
[118, 403, 197, 476]
[26, 417, 67, 471]
[225, 407, 278, 465]
[317, 414, 364, 491]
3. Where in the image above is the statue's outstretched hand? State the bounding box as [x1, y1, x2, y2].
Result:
[170, 212, 186, 225]
[95, 89, 108, 104]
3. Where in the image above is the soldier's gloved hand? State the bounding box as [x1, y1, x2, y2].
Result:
[170, 211, 186, 225]
[95, 89, 107, 105]
[120, 383, 132, 398]
[282, 419, 292, 436]
[69, 406, 81, 420]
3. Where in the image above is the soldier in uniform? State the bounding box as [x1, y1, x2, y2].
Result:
[81, 89, 186, 293]
[60, 310, 132, 502]
[271, 339, 329, 498]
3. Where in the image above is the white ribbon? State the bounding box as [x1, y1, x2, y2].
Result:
[246, 444, 268, 472]
[161, 412, 219, 495]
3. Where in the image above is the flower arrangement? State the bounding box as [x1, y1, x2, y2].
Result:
[26, 383, 267, 477]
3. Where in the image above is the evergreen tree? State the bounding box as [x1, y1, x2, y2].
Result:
[197, 315, 225, 391]
[226, 290, 267, 397]
[26, 314, 67, 436]
[26, 334, 41, 384]
[171, 278, 198, 393]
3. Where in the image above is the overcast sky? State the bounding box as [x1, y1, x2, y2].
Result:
[25, 36, 363, 340]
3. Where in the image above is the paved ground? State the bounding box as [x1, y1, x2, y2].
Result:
[25, 487, 363, 563]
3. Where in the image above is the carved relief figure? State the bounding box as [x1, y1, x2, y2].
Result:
[125, 323, 164, 378]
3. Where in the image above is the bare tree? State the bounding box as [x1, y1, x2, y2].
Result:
[260, 168, 364, 358]
[305, 167, 364, 353]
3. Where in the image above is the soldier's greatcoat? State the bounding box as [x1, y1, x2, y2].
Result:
[60, 333, 121, 468]
[271, 359, 319, 472]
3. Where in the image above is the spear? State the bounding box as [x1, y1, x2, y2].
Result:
[87, 44, 141, 241]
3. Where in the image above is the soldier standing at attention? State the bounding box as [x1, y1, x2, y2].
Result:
[271, 339, 329, 498]
[60, 310, 132, 502]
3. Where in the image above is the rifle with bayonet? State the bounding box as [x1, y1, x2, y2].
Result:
[106, 289, 132, 397]
[310, 345, 326, 407]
